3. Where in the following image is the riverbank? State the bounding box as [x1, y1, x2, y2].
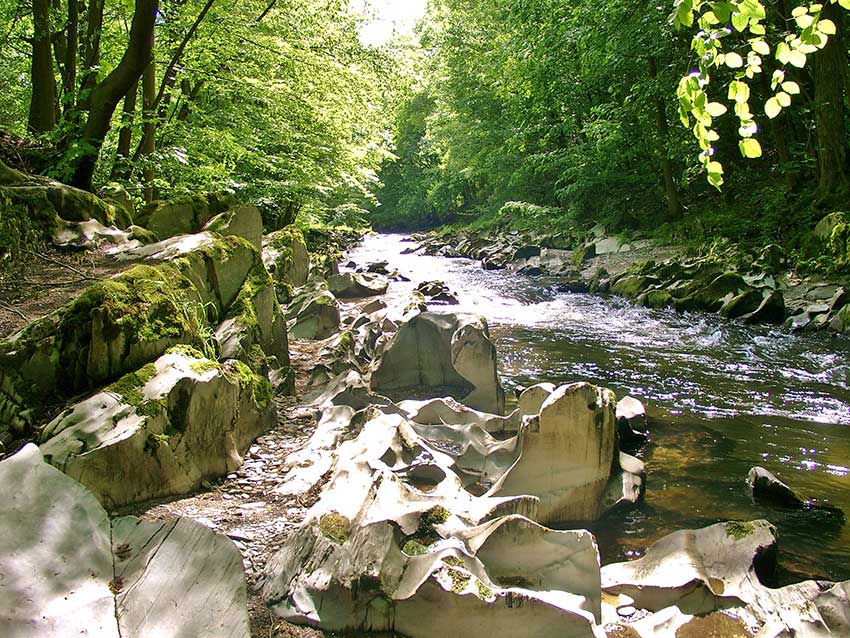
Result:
[411, 221, 850, 335]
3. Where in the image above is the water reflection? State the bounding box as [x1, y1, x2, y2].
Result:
[348, 233, 850, 580]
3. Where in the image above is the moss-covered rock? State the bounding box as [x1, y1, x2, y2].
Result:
[263, 225, 310, 289]
[38, 351, 275, 508]
[0, 234, 285, 445]
[135, 191, 236, 241]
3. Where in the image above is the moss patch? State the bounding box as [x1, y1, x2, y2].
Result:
[725, 521, 756, 540]
[675, 612, 752, 637]
[402, 540, 429, 556]
[224, 360, 273, 410]
[106, 363, 162, 416]
[476, 580, 494, 600]
[319, 512, 351, 544]
[447, 567, 471, 593]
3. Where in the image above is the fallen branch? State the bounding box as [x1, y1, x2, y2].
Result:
[0, 300, 28, 321]
[18, 249, 97, 280]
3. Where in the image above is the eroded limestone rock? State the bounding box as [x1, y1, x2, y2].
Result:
[489, 382, 641, 523]
[328, 271, 389, 298]
[38, 350, 274, 508]
[0, 444, 250, 638]
[370, 312, 505, 415]
[135, 191, 236, 240]
[601, 520, 850, 637]
[263, 225, 311, 291]
[262, 409, 605, 638]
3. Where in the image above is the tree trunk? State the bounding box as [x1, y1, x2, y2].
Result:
[812, 3, 849, 198]
[141, 60, 157, 203]
[69, 0, 158, 190]
[63, 0, 79, 116]
[648, 56, 680, 221]
[78, 0, 105, 111]
[28, 0, 57, 134]
[111, 79, 138, 179]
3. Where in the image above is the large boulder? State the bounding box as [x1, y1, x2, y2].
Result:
[0, 444, 251, 637]
[263, 225, 311, 290]
[370, 312, 505, 415]
[490, 382, 639, 523]
[39, 349, 274, 508]
[328, 272, 388, 298]
[135, 191, 236, 240]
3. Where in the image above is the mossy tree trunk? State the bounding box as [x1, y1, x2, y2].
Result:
[28, 0, 57, 134]
[69, 0, 158, 191]
[141, 60, 157, 203]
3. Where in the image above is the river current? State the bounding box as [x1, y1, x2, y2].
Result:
[347, 233, 850, 583]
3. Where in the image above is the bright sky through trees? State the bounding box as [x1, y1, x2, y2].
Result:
[352, 0, 427, 45]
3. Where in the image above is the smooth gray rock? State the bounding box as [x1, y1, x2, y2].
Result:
[370, 312, 505, 414]
[747, 466, 806, 508]
[0, 444, 250, 638]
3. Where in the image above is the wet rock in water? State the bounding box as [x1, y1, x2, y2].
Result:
[416, 280, 460, 305]
[601, 519, 850, 636]
[370, 312, 505, 414]
[38, 350, 275, 509]
[747, 466, 807, 509]
[365, 260, 390, 274]
[740, 289, 786, 324]
[0, 444, 250, 637]
[829, 303, 850, 334]
[615, 396, 650, 450]
[286, 288, 341, 340]
[492, 382, 641, 523]
[328, 271, 389, 298]
[263, 409, 604, 638]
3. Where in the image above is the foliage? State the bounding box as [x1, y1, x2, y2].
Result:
[0, 0, 401, 222]
[673, 0, 847, 187]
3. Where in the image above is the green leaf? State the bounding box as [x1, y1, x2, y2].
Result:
[677, 1, 695, 27]
[839, 0, 850, 10]
[731, 12, 749, 31]
[765, 96, 782, 118]
[789, 50, 807, 67]
[781, 81, 800, 94]
[728, 80, 750, 102]
[776, 91, 791, 107]
[818, 18, 837, 34]
[749, 23, 766, 35]
[750, 39, 770, 55]
[739, 138, 763, 157]
[791, 6, 808, 18]
[712, 1, 733, 22]
[796, 13, 814, 28]
[776, 42, 791, 64]
[725, 52, 744, 67]
[706, 102, 728, 116]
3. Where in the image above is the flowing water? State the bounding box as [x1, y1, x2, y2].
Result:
[348, 234, 850, 582]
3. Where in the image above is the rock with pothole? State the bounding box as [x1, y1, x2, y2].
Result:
[0, 443, 250, 638]
[38, 349, 274, 508]
[370, 312, 505, 415]
[263, 409, 604, 638]
[327, 271, 389, 298]
[416, 280, 460, 305]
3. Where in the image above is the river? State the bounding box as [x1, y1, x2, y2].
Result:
[347, 233, 850, 583]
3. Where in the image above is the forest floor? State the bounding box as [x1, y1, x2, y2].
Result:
[0, 247, 133, 339]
